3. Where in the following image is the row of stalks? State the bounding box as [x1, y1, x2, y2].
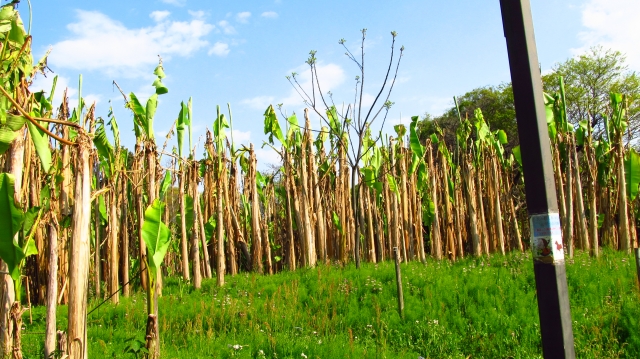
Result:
[1, 6, 639, 358]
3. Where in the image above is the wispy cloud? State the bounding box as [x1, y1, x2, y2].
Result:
[48, 10, 214, 78]
[217, 20, 235, 35]
[573, 0, 640, 69]
[188, 10, 206, 20]
[30, 74, 102, 111]
[240, 96, 275, 110]
[160, 0, 186, 7]
[236, 12, 251, 23]
[261, 11, 278, 19]
[279, 62, 346, 109]
[150, 10, 170, 22]
[231, 129, 251, 145]
[208, 42, 230, 56]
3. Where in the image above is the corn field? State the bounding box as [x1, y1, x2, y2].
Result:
[0, 5, 639, 359]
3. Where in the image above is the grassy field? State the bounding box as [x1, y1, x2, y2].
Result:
[21, 249, 640, 358]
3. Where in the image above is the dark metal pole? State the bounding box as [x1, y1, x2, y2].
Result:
[499, 1, 575, 357]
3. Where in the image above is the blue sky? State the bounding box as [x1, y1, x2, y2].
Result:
[21, 0, 640, 167]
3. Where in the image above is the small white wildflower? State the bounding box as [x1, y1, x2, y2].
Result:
[301, 353, 308, 358]
[232, 344, 242, 350]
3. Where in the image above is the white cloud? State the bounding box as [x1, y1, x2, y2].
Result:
[255, 147, 283, 167]
[188, 10, 206, 20]
[48, 10, 214, 78]
[84, 94, 102, 107]
[261, 11, 278, 19]
[31, 74, 75, 108]
[160, 0, 185, 6]
[279, 62, 346, 108]
[236, 12, 251, 23]
[30, 73, 103, 111]
[574, 0, 640, 69]
[231, 129, 251, 145]
[150, 10, 170, 22]
[208, 42, 230, 57]
[217, 20, 235, 35]
[241, 96, 275, 110]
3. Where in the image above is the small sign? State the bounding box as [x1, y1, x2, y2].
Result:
[529, 213, 564, 263]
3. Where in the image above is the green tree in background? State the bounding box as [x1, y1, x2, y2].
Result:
[417, 84, 517, 150]
[542, 46, 640, 141]
[418, 46, 639, 147]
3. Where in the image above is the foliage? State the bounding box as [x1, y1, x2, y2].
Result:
[542, 46, 640, 140]
[418, 84, 517, 151]
[0, 173, 39, 301]
[18, 250, 640, 358]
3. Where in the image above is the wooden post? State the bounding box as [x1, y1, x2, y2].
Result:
[393, 247, 404, 319]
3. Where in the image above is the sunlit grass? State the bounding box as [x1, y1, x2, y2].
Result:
[21, 248, 640, 358]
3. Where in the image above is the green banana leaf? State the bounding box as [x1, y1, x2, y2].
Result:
[159, 171, 171, 200]
[141, 199, 171, 280]
[625, 148, 640, 201]
[145, 94, 158, 139]
[0, 173, 25, 281]
[264, 105, 285, 146]
[0, 114, 26, 154]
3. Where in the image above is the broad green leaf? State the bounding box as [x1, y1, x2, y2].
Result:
[187, 98, 193, 153]
[184, 196, 194, 232]
[129, 93, 147, 137]
[362, 167, 375, 189]
[409, 116, 424, 158]
[154, 64, 166, 79]
[625, 148, 640, 201]
[326, 106, 341, 136]
[0, 173, 25, 281]
[177, 101, 188, 158]
[575, 119, 590, 146]
[332, 211, 343, 235]
[497, 130, 508, 145]
[422, 199, 436, 227]
[512, 146, 522, 167]
[40, 185, 51, 212]
[145, 94, 158, 139]
[0, 115, 26, 154]
[141, 199, 171, 279]
[387, 174, 400, 201]
[159, 171, 172, 200]
[27, 122, 51, 173]
[93, 120, 114, 177]
[152, 78, 168, 95]
[0, 6, 15, 21]
[108, 110, 121, 150]
[393, 124, 406, 138]
[263, 105, 285, 146]
[204, 216, 216, 243]
[409, 153, 420, 176]
[8, 17, 26, 45]
[286, 113, 301, 148]
[22, 207, 40, 239]
[99, 195, 107, 223]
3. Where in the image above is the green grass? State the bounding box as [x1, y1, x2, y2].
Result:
[20, 249, 640, 358]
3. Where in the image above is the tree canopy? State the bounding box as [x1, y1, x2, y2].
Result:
[542, 46, 640, 141]
[418, 46, 640, 148]
[417, 84, 517, 150]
